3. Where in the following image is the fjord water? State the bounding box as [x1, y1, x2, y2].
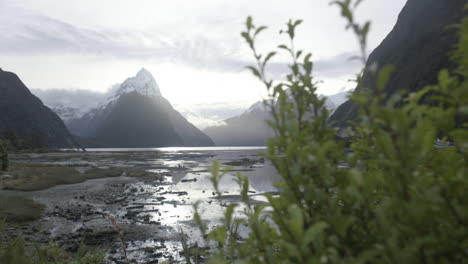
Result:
[84, 146, 267, 152]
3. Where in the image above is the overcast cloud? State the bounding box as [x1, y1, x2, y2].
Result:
[0, 0, 407, 110]
[0, 11, 361, 78]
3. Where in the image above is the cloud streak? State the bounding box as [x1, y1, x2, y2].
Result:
[0, 10, 360, 78]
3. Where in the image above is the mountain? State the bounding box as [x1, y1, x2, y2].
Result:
[203, 92, 350, 146]
[203, 101, 274, 146]
[32, 88, 107, 122]
[66, 68, 214, 147]
[329, 0, 467, 125]
[0, 68, 74, 148]
[326, 90, 353, 113]
[33, 89, 251, 130]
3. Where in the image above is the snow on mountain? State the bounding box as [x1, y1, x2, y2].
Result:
[32, 88, 106, 121]
[325, 90, 353, 112]
[32, 67, 162, 122]
[101, 68, 161, 108]
[174, 101, 251, 129]
[179, 111, 227, 129]
[49, 104, 86, 121]
[244, 100, 269, 115]
[65, 68, 214, 147]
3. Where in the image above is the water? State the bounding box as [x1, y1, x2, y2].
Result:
[13, 147, 279, 263]
[78, 146, 267, 152]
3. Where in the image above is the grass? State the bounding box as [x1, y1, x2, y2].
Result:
[1, 167, 85, 191]
[0, 163, 157, 225]
[0, 166, 157, 192]
[0, 194, 44, 222]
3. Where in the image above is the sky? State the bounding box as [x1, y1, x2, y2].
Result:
[0, 0, 407, 127]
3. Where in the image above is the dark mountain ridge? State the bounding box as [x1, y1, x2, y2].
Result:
[0, 68, 74, 148]
[329, 0, 467, 125]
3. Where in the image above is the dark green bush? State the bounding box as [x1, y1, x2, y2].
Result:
[189, 1, 468, 263]
[0, 195, 44, 222]
[0, 139, 8, 171]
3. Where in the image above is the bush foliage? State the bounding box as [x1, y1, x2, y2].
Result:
[0, 218, 105, 264]
[189, 1, 468, 263]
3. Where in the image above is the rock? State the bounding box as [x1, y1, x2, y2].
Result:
[0, 174, 14, 180]
[181, 178, 197, 183]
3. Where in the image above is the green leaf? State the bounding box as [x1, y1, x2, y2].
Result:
[225, 203, 238, 227]
[278, 44, 289, 51]
[255, 26, 267, 36]
[246, 66, 262, 79]
[246, 16, 253, 30]
[303, 221, 329, 246]
[263, 51, 277, 67]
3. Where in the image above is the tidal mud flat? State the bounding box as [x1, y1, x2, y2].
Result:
[0, 147, 279, 263]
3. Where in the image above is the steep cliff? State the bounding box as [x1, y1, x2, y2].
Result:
[0, 68, 73, 148]
[329, 0, 467, 125]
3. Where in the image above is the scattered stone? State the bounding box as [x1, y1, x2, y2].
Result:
[181, 178, 197, 183]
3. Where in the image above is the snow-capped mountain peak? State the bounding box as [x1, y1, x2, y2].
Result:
[246, 101, 264, 113]
[117, 68, 161, 98]
[244, 100, 272, 115]
[100, 68, 161, 108]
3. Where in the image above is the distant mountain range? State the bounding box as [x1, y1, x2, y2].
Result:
[1, 0, 463, 149]
[64, 69, 214, 147]
[0, 68, 214, 149]
[31, 69, 352, 148]
[0, 68, 74, 148]
[33, 74, 351, 148]
[203, 91, 352, 146]
[203, 101, 275, 146]
[32, 88, 108, 122]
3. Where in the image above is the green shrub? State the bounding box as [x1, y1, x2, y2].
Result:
[189, 1, 468, 263]
[2, 167, 84, 191]
[0, 195, 44, 222]
[1, 166, 145, 192]
[0, 139, 9, 171]
[0, 237, 105, 264]
[0, 218, 105, 264]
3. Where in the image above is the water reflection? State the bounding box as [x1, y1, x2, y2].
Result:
[83, 146, 267, 152]
[23, 147, 279, 263]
